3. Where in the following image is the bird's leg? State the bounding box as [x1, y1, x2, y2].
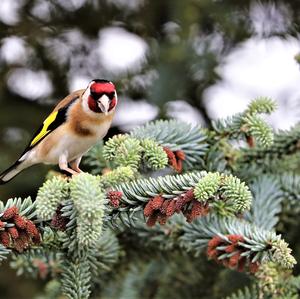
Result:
[69, 156, 83, 173]
[59, 153, 78, 176]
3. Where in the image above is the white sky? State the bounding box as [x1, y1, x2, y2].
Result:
[0, 0, 24, 25]
[0, 36, 28, 64]
[7, 68, 53, 100]
[204, 36, 300, 129]
[98, 27, 148, 74]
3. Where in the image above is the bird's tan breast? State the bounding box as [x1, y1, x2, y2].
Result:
[68, 101, 115, 137]
[35, 102, 114, 163]
[35, 124, 107, 163]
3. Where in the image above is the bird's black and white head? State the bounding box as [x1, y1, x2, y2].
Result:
[82, 79, 117, 115]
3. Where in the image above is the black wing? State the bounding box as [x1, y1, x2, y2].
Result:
[21, 96, 79, 154]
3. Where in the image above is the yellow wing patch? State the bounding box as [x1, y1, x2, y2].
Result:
[30, 111, 58, 146]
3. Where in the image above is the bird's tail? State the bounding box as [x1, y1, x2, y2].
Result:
[0, 160, 30, 184]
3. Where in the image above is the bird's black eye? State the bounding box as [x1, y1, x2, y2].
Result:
[107, 92, 115, 100]
[91, 91, 103, 99]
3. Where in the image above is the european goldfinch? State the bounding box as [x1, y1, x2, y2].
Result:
[0, 79, 117, 184]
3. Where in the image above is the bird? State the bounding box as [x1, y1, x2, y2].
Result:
[0, 79, 118, 184]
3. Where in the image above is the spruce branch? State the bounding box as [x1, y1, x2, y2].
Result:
[10, 247, 62, 279]
[201, 142, 228, 172]
[255, 262, 300, 298]
[0, 197, 40, 253]
[103, 134, 169, 172]
[242, 114, 273, 148]
[109, 171, 252, 226]
[121, 212, 186, 251]
[36, 176, 69, 220]
[113, 171, 206, 202]
[227, 263, 300, 299]
[41, 173, 108, 254]
[194, 172, 221, 201]
[3, 106, 300, 299]
[141, 139, 169, 170]
[103, 135, 143, 171]
[245, 176, 283, 230]
[246, 97, 277, 115]
[279, 173, 300, 204]
[0, 196, 37, 220]
[271, 239, 296, 269]
[194, 173, 252, 215]
[41, 226, 65, 249]
[99, 166, 136, 188]
[87, 229, 120, 278]
[221, 175, 252, 212]
[130, 119, 208, 168]
[60, 200, 78, 253]
[61, 259, 91, 299]
[212, 113, 244, 138]
[180, 216, 296, 270]
[83, 141, 108, 174]
[69, 173, 106, 248]
[239, 124, 300, 171]
[35, 173, 121, 298]
[212, 98, 275, 149]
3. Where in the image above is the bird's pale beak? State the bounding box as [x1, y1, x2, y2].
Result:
[97, 95, 110, 115]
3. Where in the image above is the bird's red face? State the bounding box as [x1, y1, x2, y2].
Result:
[87, 79, 117, 114]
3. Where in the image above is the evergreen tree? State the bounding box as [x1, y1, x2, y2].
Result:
[1, 98, 300, 298]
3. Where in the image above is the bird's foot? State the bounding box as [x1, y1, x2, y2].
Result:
[59, 166, 80, 176]
[72, 166, 84, 173]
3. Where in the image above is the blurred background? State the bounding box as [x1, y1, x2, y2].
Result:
[0, 0, 300, 297]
